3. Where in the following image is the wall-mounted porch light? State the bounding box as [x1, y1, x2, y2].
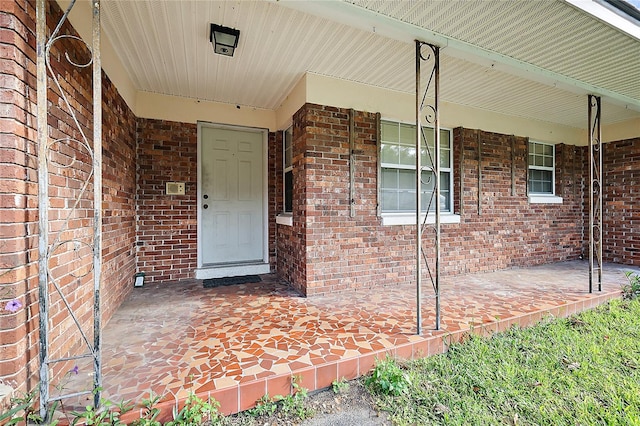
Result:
[210, 23, 240, 57]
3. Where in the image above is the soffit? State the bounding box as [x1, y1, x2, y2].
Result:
[99, 0, 640, 129]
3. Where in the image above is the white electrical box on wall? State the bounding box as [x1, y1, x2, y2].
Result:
[166, 181, 185, 195]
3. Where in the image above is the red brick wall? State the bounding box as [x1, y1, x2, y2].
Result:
[0, 0, 136, 392]
[136, 119, 198, 283]
[603, 138, 640, 266]
[0, 0, 39, 392]
[136, 119, 278, 283]
[101, 75, 137, 322]
[275, 106, 309, 294]
[282, 104, 585, 296]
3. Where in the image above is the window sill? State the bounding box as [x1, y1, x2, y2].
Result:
[381, 213, 461, 226]
[276, 213, 293, 226]
[528, 195, 563, 204]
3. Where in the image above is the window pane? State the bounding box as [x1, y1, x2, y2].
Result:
[399, 124, 415, 146]
[398, 190, 415, 211]
[284, 170, 293, 212]
[381, 168, 398, 190]
[543, 156, 553, 167]
[381, 190, 398, 211]
[284, 127, 293, 168]
[543, 144, 554, 156]
[440, 150, 450, 169]
[528, 169, 553, 194]
[381, 144, 399, 164]
[440, 129, 450, 149]
[399, 145, 416, 166]
[420, 170, 434, 191]
[398, 169, 415, 190]
[381, 122, 398, 143]
[440, 171, 450, 191]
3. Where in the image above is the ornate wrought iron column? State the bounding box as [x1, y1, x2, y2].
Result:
[37, 0, 102, 419]
[588, 95, 602, 293]
[416, 41, 441, 334]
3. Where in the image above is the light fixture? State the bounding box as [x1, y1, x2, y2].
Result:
[210, 23, 240, 57]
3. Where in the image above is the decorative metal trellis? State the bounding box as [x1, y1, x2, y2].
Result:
[36, 0, 102, 419]
[415, 41, 441, 334]
[588, 95, 602, 293]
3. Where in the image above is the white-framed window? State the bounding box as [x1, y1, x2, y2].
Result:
[380, 120, 453, 213]
[528, 141, 555, 195]
[283, 126, 293, 213]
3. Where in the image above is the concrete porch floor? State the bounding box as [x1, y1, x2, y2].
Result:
[72, 261, 636, 418]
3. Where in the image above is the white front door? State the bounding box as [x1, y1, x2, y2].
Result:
[199, 125, 265, 266]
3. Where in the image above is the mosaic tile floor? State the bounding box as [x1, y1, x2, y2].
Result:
[66, 261, 637, 418]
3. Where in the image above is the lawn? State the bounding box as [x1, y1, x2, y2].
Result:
[368, 298, 640, 425]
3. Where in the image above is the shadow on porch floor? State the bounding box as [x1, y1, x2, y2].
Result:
[73, 260, 636, 419]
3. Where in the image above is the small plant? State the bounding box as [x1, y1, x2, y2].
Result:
[0, 387, 44, 425]
[130, 391, 162, 426]
[70, 390, 133, 426]
[331, 377, 349, 394]
[365, 356, 411, 396]
[275, 375, 314, 420]
[247, 394, 277, 417]
[166, 392, 220, 426]
[622, 271, 640, 300]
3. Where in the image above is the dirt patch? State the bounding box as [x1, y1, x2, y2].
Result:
[226, 379, 390, 426]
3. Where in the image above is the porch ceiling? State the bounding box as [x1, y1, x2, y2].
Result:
[100, 0, 640, 129]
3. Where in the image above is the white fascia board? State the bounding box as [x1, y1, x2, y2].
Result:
[564, 0, 640, 42]
[272, 0, 640, 113]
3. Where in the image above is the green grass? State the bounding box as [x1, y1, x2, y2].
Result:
[368, 298, 640, 426]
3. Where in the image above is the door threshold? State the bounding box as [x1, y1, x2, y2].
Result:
[195, 263, 270, 280]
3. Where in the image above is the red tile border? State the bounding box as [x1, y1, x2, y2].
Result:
[267, 374, 291, 398]
[337, 357, 359, 381]
[239, 379, 267, 411]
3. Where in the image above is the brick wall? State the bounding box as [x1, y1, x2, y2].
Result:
[603, 138, 640, 266]
[275, 107, 309, 294]
[136, 119, 198, 283]
[0, 0, 39, 392]
[279, 104, 586, 296]
[136, 119, 278, 283]
[0, 0, 136, 393]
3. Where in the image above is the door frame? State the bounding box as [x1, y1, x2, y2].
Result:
[195, 121, 270, 279]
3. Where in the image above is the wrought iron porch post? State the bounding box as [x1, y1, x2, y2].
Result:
[415, 41, 422, 335]
[416, 41, 441, 334]
[92, 0, 103, 408]
[588, 95, 602, 293]
[37, 0, 102, 418]
[36, 0, 49, 418]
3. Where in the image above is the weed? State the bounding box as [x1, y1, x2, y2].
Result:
[0, 387, 45, 425]
[166, 392, 220, 426]
[622, 271, 640, 300]
[276, 375, 314, 420]
[70, 389, 133, 425]
[130, 391, 162, 426]
[331, 377, 349, 394]
[365, 356, 411, 396]
[246, 394, 277, 417]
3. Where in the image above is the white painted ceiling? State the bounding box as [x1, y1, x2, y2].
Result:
[100, 0, 640, 129]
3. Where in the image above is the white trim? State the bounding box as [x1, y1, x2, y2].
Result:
[276, 213, 293, 226]
[382, 213, 461, 226]
[196, 122, 270, 276]
[528, 195, 564, 204]
[195, 263, 271, 280]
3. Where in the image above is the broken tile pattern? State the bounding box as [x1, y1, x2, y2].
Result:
[78, 261, 635, 414]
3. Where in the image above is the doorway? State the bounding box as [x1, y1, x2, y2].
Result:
[196, 123, 269, 278]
